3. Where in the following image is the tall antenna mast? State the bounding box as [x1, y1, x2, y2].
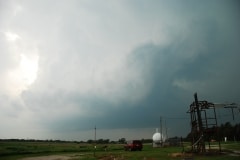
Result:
[165, 119, 168, 140]
[94, 125, 96, 143]
[160, 116, 163, 146]
[94, 125, 96, 156]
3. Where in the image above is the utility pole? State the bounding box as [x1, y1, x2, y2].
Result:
[95, 125, 96, 143]
[194, 93, 205, 152]
[94, 125, 96, 156]
[224, 106, 237, 121]
[160, 116, 163, 146]
[165, 120, 168, 140]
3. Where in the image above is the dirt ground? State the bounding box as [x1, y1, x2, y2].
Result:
[19, 155, 73, 160]
[19, 155, 125, 160]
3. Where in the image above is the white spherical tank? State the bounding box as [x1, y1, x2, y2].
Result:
[152, 128, 165, 142]
[152, 132, 161, 142]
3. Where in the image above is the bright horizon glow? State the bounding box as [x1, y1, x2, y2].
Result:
[7, 54, 39, 96]
[19, 54, 39, 86]
[3, 31, 39, 96]
[4, 31, 21, 41]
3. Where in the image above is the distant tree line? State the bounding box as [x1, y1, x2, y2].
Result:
[0, 139, 79, 143]
[117, 138, 153, 144]
[186, 122, 240, 141]
[218, 122, 240, 141]
[87, 139, 111, 144]
[0, 138, 119, 144]
[0, 137, 177, 144]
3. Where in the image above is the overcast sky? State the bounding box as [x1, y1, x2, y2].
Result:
[0, 0, 240, 141]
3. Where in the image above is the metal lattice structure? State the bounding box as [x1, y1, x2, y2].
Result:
[188, 93, 240, 153]
[188, 93, 221, 153]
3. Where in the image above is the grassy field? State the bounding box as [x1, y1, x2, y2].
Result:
[0, 141, 239, 160]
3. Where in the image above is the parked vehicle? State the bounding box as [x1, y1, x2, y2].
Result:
[124, 140, 143, 151]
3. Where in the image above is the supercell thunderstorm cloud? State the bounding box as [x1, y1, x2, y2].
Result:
[0, 0, 240, 141]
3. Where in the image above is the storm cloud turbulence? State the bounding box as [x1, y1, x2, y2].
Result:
[0, 0, 239, 141]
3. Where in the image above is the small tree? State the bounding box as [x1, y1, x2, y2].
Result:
[118, 138, 126, 144]
[87, 139, 93, 144]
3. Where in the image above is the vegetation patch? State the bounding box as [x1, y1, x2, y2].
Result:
[0, 140, 239, 160]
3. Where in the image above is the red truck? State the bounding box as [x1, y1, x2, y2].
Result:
[124, 140, 143, 151]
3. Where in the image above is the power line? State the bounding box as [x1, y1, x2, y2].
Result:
[162, 116, 189, 120]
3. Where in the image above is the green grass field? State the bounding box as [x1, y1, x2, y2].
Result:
[0, 141, 239, 160]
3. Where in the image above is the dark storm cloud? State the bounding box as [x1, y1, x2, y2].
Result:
[1, 0, 240, 140]
[53, 8, 240, 136]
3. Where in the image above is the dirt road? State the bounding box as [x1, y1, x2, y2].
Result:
[19, 155, 72, 160]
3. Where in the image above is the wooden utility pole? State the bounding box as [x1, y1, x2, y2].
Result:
[165, 120, 168, 140]
[95, 125, 96, 143]
[160, 116, 163, 146]
[94, 125, 96, 156]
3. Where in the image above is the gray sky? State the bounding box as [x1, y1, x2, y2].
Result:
[0, 0, 240, 141]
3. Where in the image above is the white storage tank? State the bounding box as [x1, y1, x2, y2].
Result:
[152, 128, 165, 147]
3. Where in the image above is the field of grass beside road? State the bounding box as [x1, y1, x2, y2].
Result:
[0, 141, 95, 157]
[0, 140, 239, 160]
